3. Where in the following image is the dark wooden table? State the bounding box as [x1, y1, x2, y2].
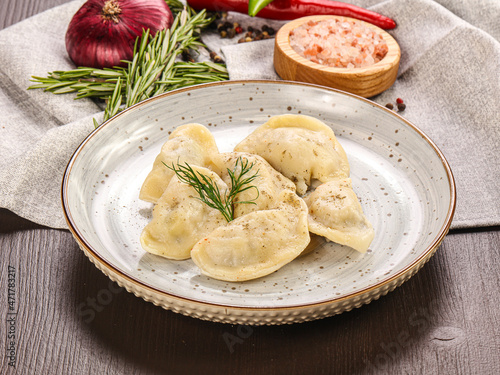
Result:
[1, 1, 499, 374]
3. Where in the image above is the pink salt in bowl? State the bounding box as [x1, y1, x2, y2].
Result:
[274, 15, 401, 97]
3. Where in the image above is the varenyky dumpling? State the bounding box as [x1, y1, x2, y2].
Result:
[303, 178, 374, 253]
[234, 114, 349, 195]
[140, 166, 228, 260]
[220, 152, 296, 218]
[191, 190, 310, 281]
[139, 123, 223, 203]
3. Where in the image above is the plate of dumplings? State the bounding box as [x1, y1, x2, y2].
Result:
[63, 81, 456, 325]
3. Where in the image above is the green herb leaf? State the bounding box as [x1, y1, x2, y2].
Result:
[165, 157, 259, 222]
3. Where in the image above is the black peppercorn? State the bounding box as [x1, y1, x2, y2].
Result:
[226, 28, 235, 38]
[181, 50, 194, 62]
[209, 51, 224, 63]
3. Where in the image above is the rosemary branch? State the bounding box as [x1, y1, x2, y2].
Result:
[165, 157, 260, 222]
[28, 1, 227, 126]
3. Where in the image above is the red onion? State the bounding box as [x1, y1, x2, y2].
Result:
[65, 0, 174, 69]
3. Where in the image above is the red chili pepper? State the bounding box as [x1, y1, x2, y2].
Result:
[187, 0, 396, 30]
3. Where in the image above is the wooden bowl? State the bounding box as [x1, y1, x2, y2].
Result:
[274, 15, 401, 97]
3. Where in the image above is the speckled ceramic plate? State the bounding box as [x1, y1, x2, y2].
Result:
[62, 80, 456, 325]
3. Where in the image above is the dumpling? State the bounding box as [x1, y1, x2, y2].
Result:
[140, 166, 228, 260]
[220, 152, 296, 218]
[234, 114, 349, 195]
[191, 190, 310, 281]
[303, 179, 374, 253]
[139, 123, 223, 203]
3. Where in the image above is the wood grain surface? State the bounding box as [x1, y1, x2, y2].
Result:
[1, 1, 499, 374]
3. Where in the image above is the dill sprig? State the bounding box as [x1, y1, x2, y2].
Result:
[165, 157, 260, 222]
[28, 1, 228, 126]
[225, 157, 261, 209]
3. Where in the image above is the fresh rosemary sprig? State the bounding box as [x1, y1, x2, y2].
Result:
[122, 7, 215, 109]
[165, 157, 260, 222]
[28, 1, 228, 126]
[29, 62, 227, 100]
[165, 0, 185, 14]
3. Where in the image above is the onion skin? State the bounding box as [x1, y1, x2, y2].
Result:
[65, 0, 174, 69]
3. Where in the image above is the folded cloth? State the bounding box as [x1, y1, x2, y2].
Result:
[0, 0, 499, 230]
